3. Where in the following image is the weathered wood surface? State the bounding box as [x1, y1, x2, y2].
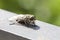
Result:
[0, 9, 60, 40]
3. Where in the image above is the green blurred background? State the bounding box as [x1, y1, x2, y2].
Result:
[0, 0, 60, 26]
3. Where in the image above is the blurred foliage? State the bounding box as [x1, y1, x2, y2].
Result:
[0, 0, 60, 26]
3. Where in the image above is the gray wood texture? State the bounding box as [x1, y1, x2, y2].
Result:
[0, 9, 60, 40]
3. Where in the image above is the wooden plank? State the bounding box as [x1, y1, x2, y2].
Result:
[0, 9, 60, 40]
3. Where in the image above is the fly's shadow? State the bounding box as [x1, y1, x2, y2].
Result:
[24, 24, 40, 30]
[18, 21, 40, 30]
[9, 22, 40, 30]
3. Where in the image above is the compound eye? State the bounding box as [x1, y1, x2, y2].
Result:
[30, 17, 35, 20]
